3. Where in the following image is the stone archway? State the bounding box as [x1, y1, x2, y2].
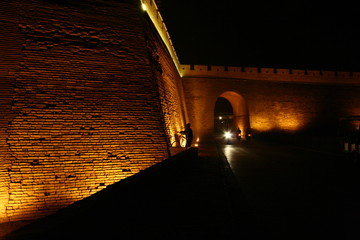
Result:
[218, 91, 250, 136]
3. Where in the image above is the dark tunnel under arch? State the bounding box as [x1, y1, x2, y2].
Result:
[215, 91, 250, 136]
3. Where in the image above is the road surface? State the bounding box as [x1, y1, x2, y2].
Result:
[219, 139, 359, 240]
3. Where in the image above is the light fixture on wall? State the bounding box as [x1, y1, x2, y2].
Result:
[141, 0, 147, 11]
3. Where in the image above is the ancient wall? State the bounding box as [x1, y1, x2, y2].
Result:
[0, 1, 23, 226]
[181, 64, 360, 85]
[0, 0, 174, 224]
[1, 0, 358, 229]
[182, 74, 360, 140]
[144, 15, 187, 148]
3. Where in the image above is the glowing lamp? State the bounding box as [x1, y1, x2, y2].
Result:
[224, 131, 231, 139]
[141, 3, 147, 11]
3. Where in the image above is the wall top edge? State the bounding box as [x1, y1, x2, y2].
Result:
[141, 0, 181, 74]
[180, 64, 360, 78]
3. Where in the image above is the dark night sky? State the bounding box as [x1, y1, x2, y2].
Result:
[160, 0, 360, 71]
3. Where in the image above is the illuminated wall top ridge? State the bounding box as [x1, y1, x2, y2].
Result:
[180, 64, 360, 85]
[142, 1, 360, 84]
[140, 0, 181, 74]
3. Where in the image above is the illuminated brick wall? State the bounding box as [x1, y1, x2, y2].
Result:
[0, 1, 23, 224]
[144, 18, 188, 147]
[182, 75, 360, 140]
[181, 65, 360, 140]
[0, 0, 176, 223]
[2, 0, 358, 229]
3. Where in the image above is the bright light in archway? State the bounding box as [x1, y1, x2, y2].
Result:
[141, 3, 147, 11]
[224, 131, 232, 139]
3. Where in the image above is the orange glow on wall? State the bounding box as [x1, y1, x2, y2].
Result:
[0, 199, 7, 223]
[252, 111, 306, 132]
[251, 115, 274, 131]
[276, 113, 303, 131]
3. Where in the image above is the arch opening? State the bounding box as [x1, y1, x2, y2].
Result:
[214, 91, 250, 137]
[214, 97, 234, 134]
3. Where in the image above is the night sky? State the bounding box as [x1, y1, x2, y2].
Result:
[161, 0, 360, 72]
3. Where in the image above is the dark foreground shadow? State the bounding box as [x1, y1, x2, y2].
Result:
[4, 146, 258, 240]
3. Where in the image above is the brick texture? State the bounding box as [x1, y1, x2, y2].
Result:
[0, 0, 178, 223]
[2, 0, 358, 228]
[0, 1, 24, 223]
[144, 16, 187, 147]
[182, 77, 360, 140]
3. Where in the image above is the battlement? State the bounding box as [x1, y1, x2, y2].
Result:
[139, 0, 359, 85]
[180, 64, 360, 85]
[141, 0, 181, 73]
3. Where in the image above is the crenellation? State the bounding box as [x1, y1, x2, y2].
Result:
[337, 72, 351, 78]
[243, 67, 258, 73]
[181, 64, 360, 84]
[260, 68, 275, 74]
[306, 70, 320, 76]
[322, 70, 335, 77]
[353, 72, 360, 78]
[292, 69, 305, 75]
[210, 65, 225, 71]
[1, 0, 359, 235]
[227, 66, 242, 72]
[276, 69, 290, 75]
[194, 65, 208, 71]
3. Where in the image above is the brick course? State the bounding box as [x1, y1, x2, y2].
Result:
[2, 0, 359, 230]
[144, 16, 187, 146]
[182, 77, 360, 140]
[0, 0, 179, 223]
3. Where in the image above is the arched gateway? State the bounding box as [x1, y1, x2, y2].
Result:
[217, 91, 250, 136]
[181, 64, 360, 144]
[181, 76, 252, 142]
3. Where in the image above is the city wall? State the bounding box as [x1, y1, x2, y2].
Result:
[144, 12, 188, 148]
[181, 65, 360, 141]
[1, 0, 359, 233]
[0, 0, 185, 229]
[181, 64, 360, 85]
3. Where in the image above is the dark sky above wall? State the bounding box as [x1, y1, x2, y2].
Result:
[160, 0, 360, 71]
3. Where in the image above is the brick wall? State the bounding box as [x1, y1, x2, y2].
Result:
[182, 77, 360, 140]
[0, 1, 23, 224]
[2, 0, 357, 228]
[247, 81, 360, 134]
[0, 0, 174, 223]
[144, 16, 187, 147]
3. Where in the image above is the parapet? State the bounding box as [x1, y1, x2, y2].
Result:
[180, 64, 360, 85]
[141, 0, 181, 73]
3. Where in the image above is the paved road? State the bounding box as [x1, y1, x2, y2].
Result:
[219, 139, 360, 240]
